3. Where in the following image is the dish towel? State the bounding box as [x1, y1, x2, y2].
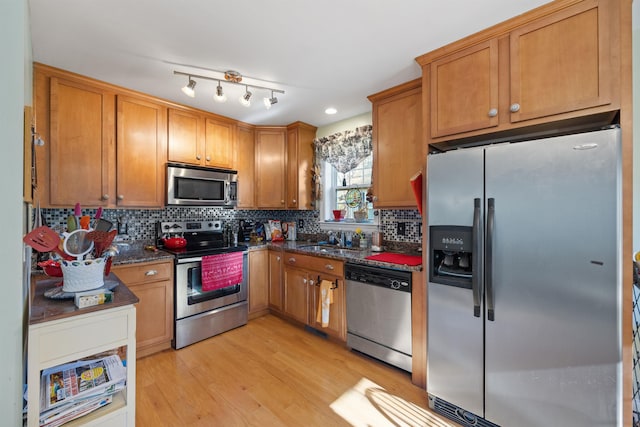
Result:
[316, 280, 334, 327]
[201, 252, 243, 292]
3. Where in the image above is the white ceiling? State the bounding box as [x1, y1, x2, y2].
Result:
[28, 0, 551, 127]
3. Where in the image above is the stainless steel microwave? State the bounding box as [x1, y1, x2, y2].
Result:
[166, 163, 238, 207]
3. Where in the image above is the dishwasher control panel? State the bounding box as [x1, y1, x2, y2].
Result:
[345, 263, 412, 293]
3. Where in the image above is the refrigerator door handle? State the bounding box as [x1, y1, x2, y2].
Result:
[472, 198, 481, 317]
[486, 197, 495, 321]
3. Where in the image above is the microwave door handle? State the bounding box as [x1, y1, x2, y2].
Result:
[225, 181, 230, 203]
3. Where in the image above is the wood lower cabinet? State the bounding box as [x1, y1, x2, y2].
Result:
[255, 127, 287, 208]
[112, 260, 174, 358]
[268, 249, 283, 312]
[248, 248, 269, 318]
[283, 252, 345, 340]
[236, 123, 256, 208]
[368, 79, 423, 209]
[418, 0, 620, 144]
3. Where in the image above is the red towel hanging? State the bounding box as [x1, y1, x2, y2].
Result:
[201, 252, 244, 291]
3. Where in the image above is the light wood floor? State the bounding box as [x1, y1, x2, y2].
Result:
[136, 314, 459, 426]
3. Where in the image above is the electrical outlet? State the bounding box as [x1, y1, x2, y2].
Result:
[397, 222, 406, 236]
[298, 219, 304, 229]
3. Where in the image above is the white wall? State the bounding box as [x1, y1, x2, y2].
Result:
[0, 0, 29, 424]
[315, 112, 372, 139]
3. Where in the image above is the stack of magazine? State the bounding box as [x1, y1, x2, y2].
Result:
[38, 354, 126, 427]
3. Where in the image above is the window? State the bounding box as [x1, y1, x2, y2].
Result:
[322, 154, 375, 223]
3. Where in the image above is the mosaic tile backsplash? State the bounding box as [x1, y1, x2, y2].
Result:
[40, 207, 422, 245]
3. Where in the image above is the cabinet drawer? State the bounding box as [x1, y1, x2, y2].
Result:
[31, 308, 133, 366]
[284, 252, 344, 277]
[113, 260, 172, 284]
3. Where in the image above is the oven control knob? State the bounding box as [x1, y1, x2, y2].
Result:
[390, 280, 401, 290]
[208, 222, 213, 228]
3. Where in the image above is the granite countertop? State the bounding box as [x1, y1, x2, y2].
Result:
[111, 242, 174, 265]
[30, 272, 139, 325]
[246, 240, 423, 272]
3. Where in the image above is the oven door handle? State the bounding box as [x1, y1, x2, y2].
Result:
[177, 257, 204, 264]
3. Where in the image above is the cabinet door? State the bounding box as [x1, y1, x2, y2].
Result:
[509, 0, 611, 123]
[286, 127, 299, 209]
[283, 265, 309, 325]
[430, 39, 499, 138]
[255, 128, 286, 208]
[268, 251, 283, 311]
[167, 108, 203, 165]
[309, 276, 346, 340]
[116, 95, 167, 207]
[128, 279, 173, 354]
[248, 249, 269, 315]
[204, 117, 236, 169]
[286, 122, 316, 210]
[371, 82, 424, 208]
[49, 77, 114, 207]
[236, 124, 255, 208]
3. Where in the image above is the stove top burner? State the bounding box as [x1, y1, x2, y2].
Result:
[156, 220, 245, 258]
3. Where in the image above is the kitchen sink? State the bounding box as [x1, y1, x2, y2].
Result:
[298, 244, 361, 255]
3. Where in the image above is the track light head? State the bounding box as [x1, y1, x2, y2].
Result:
[181, 77, 196, 98]
[263, 92, 278, 109]
[214, 81, 227, 103]
[239, 87, 252, 107]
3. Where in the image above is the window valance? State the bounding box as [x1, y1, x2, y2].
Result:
[313, 125, 373, 174]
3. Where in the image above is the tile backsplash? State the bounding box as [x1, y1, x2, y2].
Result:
[40, 207, 422, 245]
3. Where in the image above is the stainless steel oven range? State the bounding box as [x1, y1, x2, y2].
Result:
[157, 220, 248, 349]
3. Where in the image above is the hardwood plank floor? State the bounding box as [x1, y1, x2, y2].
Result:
[136, 315, 459, 426]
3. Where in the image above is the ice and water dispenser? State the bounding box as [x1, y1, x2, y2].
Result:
[429, 226, 474, 288]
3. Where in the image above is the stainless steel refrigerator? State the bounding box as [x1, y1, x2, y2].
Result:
[426, 127, 622, 427]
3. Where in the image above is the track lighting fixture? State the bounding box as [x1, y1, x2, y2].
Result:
[263, 91, 278, 109]
[181, 77, 196, 98]
[174, 70, 284, 110]
[239, 86, 252, 107]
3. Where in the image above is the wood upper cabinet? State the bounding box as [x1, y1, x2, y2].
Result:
[168, 108, 236, 169]
[116, 95, 167, 207]
[268, 250, 283, 312]
[36, 65, 167, 208]
[418, 0, 619, 143]
[286, 122, 317, 210]
[248, 248, 269, 317]
[368, 79, 423, 209]
[429, 41, 498, 138]
[255, 127, 286, 209]
[112, 259, 174, 358]
[204, 117, 236, 169]
[236, 123, 256, 208]
[48, 76, 115, 207]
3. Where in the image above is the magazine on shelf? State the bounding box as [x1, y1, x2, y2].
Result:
[39, 354, 126, 414]
[40, 395, 113, 427]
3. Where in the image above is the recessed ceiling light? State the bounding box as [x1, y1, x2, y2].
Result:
[325, 107, 337, 115]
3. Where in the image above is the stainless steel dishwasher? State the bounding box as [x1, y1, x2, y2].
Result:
[345, 263, 412, 372]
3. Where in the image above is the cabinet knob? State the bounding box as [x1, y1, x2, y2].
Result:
[206, 156, 211, 161]
[288, 257, 296, 263]
[488, 108, 498, 117]
[276, 256, 281, 261]
[101, 194, 109, 201]
[303, 278, 307, 284]
[309, 279, 314, 286]
[281, 200, 285, 204]
[325, 264, 335, 271]
[145, 270, 158, 276]
[510, 103, 520, 113]
[196, 155, 201, 160]
[292, 199, 296, 204]
[117, 195, 124, 201]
